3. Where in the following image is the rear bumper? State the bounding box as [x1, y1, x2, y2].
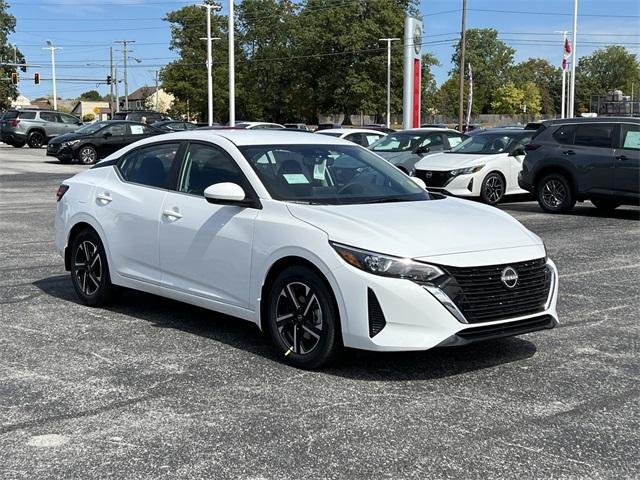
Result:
[1, 131, 26, 144]
[518, 171, 535, 192]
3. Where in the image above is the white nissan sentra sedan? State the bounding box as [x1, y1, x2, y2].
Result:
[55, 130, 559, 368]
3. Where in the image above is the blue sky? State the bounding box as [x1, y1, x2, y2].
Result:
[6, 0, 640, 101]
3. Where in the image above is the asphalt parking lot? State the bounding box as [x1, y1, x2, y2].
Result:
[0, 144, 638, 479]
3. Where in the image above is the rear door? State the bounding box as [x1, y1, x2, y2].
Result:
[59, 113, 81, 134]
[39, 111, 65, 139]
[571, 123, 617, 195]
[614, 123, 640, 196]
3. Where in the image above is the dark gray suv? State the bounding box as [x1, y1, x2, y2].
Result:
[0, 109, 82, 148]
[519, 117, 639, 213]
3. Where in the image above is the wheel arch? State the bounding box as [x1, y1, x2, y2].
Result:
[533, 165, 576, 195]
[26, 127, 46, 140]
[64, 218, 110, 271]
[76, 143, 97, 159]
[259, 255, 343, 343]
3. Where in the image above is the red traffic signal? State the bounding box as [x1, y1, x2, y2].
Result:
[11, 72, 18, 84]
[34, 72, 40, 85]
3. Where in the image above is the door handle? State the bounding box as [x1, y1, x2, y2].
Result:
[562, 150, 576, 155]
[616, 154, 628, 161]
[96, 192, 112, 203]
[162, 209, 183, 219]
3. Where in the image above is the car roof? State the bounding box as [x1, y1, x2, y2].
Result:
[399, 128, 460, 133]
[473, 128, 529, 135]
[316, 128, 386, 135]
[542, 116, 639, 125]
[148, 129, 355, 146]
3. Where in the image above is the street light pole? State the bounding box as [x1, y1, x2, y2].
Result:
[458, 0, 467, 131]
[115, 40, 135, 110]
[379, 38, 400, 129]
[43, 40, 62, 110]
[229, 0, 235, 126]
[569, 0, 578, 117]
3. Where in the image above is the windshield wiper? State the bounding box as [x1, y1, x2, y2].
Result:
[358, 196, 414, 204]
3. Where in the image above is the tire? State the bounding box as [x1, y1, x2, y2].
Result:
[78, 145, 98, 165]
[537, 173, 576, 213]
[591, 198, 622, 211]
[69, 228, 117, 307]
[266, 266, 341, 369]
[27, 131, 45, 148]
[480, 172, 505, 205]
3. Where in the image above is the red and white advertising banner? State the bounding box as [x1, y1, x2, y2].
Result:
[403, 15, 423, 129]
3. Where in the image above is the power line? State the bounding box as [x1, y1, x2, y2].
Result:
[469, 8, 640, 19]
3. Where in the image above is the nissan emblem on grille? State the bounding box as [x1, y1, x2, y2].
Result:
[501, 267, 519, 289]
[425, 171, 432, 178]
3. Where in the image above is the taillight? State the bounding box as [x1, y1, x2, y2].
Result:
[56, 184, 69, 201]
[10, 118, 20, 127]
[524, 143, 541, 151]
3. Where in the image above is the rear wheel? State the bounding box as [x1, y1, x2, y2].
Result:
[27, 131, 45, 148]
[591, 198, 621, 211]
[480, 172, 505, 205]
[537, 173, 575, 213]
[266, 266, 340, 369]
[70, 228, 117, 306]
[78, 145, 98, 165]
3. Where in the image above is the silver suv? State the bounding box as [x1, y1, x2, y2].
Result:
[0, 109, 82, 148]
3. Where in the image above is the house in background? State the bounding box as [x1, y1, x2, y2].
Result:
[71, 101, 110, 121]
[119, 87, 174, 112]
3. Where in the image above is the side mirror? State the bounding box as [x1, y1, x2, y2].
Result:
[204, 182, 254, 207]
[103, 132, 112, 139]
[415, 146, 430, 156]
[510, 147, 525, 157]
[411, 176, 427, 189]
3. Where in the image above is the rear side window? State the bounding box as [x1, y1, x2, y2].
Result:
[18, 111, 37, 120]
[621, 124, 640, 150]
[118, 143, 181, 189]
[574, 124, 614, 148]
[4, 111, 19, 119]
[552, 125, 575, 145]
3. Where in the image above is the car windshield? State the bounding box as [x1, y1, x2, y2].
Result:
[449, 132, 521, 154]
[239, 144, 430, 205]
[76, 122, 108, 135]
[369, 133, 424, 152]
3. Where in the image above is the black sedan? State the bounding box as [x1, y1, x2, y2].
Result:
[46, 120, 161, 164]
[149, 120, 199, 132]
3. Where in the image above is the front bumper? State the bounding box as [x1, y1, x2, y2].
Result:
[415, 170, 481, 198]
[333, 256, 559, 352]
[47, 143, 75, 161]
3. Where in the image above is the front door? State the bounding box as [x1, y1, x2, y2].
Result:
[98, 123, 129, 157]
[94, 141, 183, 284]
[158, 142, 259, 308]
[507, 132, 534, 193]
[614, 123, 640, 197]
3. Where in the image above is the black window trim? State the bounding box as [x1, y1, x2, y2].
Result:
[113, 140, 187, 192]
[173, 140, 263, 209]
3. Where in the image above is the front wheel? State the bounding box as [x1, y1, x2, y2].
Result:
[591, 198, 621, 211]
[266, 266, 341, 369]
[537, 173, 575, 213]
[78, 145, 98, 165]
[70, 228, 117, 306]
[480, 172, 505, 205]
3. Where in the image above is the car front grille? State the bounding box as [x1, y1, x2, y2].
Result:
[439, 258, 552, 324]
[47, 144, 60, 154]
[414, 169, 453, 188]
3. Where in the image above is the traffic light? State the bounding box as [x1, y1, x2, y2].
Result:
[34, 72, 40, 85]
[11, 72, 18, 85]
[106, 75, 112, 85]
[20, 64, 27, 73]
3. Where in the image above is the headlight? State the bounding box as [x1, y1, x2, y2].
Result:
[450, 165, 484, 176]
[331, 242, 445, 284]
[61, 140, 80, 148]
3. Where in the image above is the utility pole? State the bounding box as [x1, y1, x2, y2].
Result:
[109, 47, 115, 117]
[568, 0, 578, 117]
[379, 38, 400, 129]
[43, 40, 61, 110]
[229, 0, 235, 126]
[148, 69, 161, 111]
[114, 68, 120, 113]
[201, 1, 222, 126]
[115, 40, 135, 110]
[458, 0, 467, 131]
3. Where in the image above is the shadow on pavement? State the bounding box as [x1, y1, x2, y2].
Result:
[35, 274, 539, 381]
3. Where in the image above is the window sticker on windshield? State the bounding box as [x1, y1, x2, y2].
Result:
[283, 173, 309, 184]
[313, 161, 326, 180]
[623, 131, 640, 149]
[449, 137, 463, 147]
[131, 125, 144, 135]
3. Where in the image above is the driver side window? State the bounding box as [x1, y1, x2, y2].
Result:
[105, 124, 127, 136]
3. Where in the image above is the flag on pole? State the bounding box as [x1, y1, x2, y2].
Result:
[562, 38, 572, 70]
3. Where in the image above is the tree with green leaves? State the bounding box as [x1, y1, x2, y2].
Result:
[490, 81, 541, 115]
[0, 1, 24, 110]
[511, 58, 562, 115]
[78, 90, 103, 101]
[575, 45, 640, 112]
[450, 28, 515, 114]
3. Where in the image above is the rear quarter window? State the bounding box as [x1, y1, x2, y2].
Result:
[552, 125, 575, 145]
[18, 112, 37, 120]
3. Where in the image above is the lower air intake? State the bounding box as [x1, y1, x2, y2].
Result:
[367, 288, 386, 338]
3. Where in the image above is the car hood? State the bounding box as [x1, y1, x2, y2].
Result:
[49, 132, 84, 144]
[415, 152, 502, 171]
[286, 197, 542, 260]
[371, 150, 414, 164]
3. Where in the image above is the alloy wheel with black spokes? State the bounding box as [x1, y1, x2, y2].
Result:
[70, 228, 117, 306]
[480, 172, 505, 205]
[537, 173, 575, 213]
[27, 131, 44, 149]
[267, 266, 340, 369]
[78, 145, 98, 165]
